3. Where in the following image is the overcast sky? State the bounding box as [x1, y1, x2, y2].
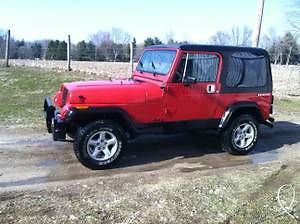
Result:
[0, 0, 288, 43]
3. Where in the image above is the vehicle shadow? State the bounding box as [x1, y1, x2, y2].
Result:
[115, 121, 300, 169]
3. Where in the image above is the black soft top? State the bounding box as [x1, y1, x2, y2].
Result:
[146, 44, 268, 56]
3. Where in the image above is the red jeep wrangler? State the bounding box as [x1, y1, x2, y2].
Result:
[44, 44, 274, 169]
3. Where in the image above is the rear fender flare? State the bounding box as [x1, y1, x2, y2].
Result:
[218, 102, 262, 130]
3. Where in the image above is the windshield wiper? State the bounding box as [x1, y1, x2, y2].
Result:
[138, 62, 144, 73]
[151, 62, 157, 76]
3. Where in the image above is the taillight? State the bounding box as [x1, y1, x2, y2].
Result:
[270, 95, 274, 114]
[271, 95, 274, 104]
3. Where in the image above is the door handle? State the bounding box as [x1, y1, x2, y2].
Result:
[207, 84, 216, 93]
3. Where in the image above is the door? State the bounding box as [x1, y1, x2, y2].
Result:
[163, 51, 222, 123]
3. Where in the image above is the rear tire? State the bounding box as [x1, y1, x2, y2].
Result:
[221, 114, 259, 155]
[74, 120, 127, 169]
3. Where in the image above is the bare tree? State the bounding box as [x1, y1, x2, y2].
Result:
[89, 28, 131, 62]
[110, 28, 131, 45]
[89, 31, 111, 47]
[209, 26, 252, 46]
[260, 27, 277, 49]
[231, 26, 252, 46]
[110, 28, 131, 62]
[165, 30, 176, 44]
[260, 28, 282, 64]
[230, 26, 241, 45]
[89, 31, 113, 61]
[209, 31, 231, 45]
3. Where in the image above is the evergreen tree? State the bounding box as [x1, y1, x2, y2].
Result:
[31, 42, 42, 59]
[153, 37, 163, 45]
[76, 40, 96, 61]
[76, 40, 87, 60]
[144, 37, 155, 47]
[46, 40, 67, 60]
[144, 37, 163, 47]
[95, 47, 106, 61]
[132, 37, 137, 49]
[45, 40, 56, 59]
[86, 41, 96, 61]
[57, 41, 67, 60]
[132, 37, 137, 61]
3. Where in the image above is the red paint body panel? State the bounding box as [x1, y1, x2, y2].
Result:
[55, 79, 165, 124]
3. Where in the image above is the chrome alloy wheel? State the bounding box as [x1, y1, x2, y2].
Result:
[87, 131, 118, 161]
[232, 123, 256, 149]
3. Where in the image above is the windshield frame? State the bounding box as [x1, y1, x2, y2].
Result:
[136, 49, 177, 76]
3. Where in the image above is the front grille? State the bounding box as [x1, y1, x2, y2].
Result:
[61, 87, 68, 107]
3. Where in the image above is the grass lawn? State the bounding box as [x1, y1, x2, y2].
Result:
[0, 67, 104, 127]
[275, 97, 300, 114]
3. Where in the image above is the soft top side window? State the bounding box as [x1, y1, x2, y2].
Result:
[173, 53, 219, 83]
[226, 52, 267, 88]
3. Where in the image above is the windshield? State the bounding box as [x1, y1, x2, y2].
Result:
[136, 50, 176, 75]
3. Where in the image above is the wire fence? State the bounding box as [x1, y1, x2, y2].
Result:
[2, 29, 300, 67]
[0, 29, 143, 74]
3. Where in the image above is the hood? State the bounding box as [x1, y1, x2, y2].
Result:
[65, 80, 134, 88]
[63, 79, 147, 105]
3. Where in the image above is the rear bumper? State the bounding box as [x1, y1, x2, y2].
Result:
[43, 97, 66, 141]
[263, 116, 275, 128]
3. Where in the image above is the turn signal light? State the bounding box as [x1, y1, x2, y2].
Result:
[75, 106, 89, 110]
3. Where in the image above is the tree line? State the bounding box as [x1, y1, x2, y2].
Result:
[1, 27, 299, 65]
[208, 26, 299, 65]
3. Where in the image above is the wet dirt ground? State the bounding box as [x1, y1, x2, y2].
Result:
[1, 118, 300, 193]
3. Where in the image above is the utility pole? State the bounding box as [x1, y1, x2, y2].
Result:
[252, 0, 265, 47]
[67, 35, 71, 71]
[5, 29, 10, 67]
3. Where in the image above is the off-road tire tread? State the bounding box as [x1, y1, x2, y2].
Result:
[221, 114, 259, 155]
[73, 120, 127, 169]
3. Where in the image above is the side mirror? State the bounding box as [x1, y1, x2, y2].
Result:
[183, 76, 196, 85]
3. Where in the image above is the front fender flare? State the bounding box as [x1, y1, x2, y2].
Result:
[65, 107, 139, 136]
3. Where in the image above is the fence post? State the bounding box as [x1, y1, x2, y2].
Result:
[130, 41, 134, 74]
[67, 34, 71, 71]
[5, 29, 10, 67]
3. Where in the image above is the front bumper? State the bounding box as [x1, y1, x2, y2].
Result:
[44, 97, 66, 141]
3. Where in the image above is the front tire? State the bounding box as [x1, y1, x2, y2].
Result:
[221, 114, 259, 155]
[74, 120, 127, 169]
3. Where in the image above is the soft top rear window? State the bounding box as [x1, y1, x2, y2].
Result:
[137, 50, 176, 75]
[226, 52, 267, 88]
